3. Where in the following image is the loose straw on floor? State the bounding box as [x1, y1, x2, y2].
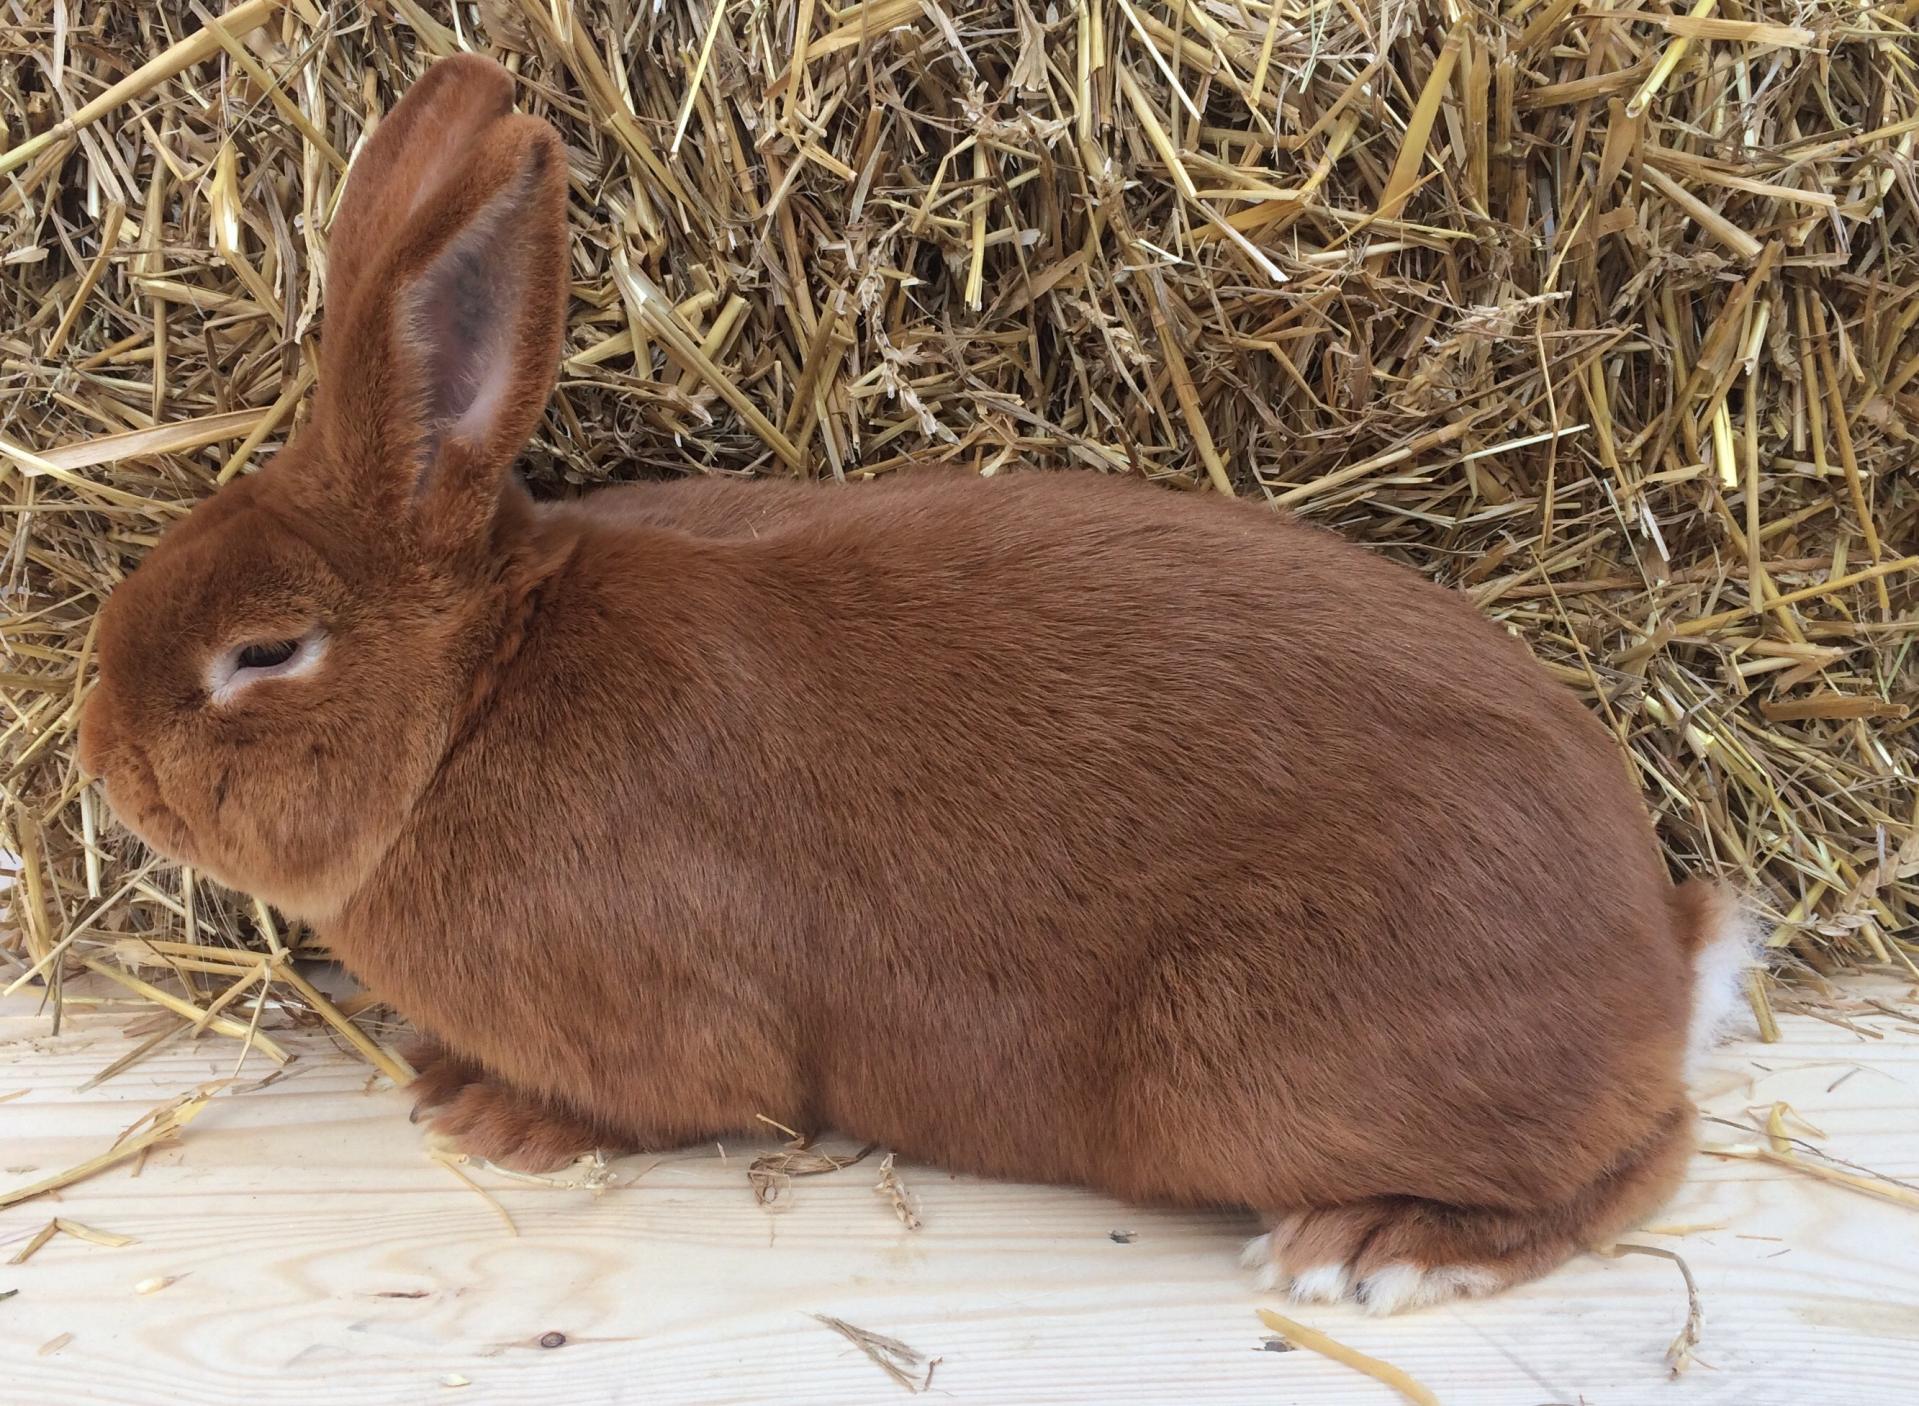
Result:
[1257, 1309, 1441, 1405]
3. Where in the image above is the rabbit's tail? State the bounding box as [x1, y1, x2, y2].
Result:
[1669, 879, 1763, 1079]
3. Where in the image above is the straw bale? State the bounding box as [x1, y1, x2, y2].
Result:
[2, 1, 1915, 1068]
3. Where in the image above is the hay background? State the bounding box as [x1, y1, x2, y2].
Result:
[2, 0, 1916, 1055]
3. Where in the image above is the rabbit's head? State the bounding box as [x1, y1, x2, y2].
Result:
[78, 55, 570, 918]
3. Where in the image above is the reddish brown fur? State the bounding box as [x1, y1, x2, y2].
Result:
[79, 57, 1717, 1308]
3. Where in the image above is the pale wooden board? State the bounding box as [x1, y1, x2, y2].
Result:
[1, 980, 1916, 1406]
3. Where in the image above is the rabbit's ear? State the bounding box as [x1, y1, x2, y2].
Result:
[325, 54, 515, 336]
[315, 106, 569, 557]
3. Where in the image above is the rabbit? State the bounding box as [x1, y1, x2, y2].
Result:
[77, 54, 1757, 1315]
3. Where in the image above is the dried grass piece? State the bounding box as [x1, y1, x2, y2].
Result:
[269, 959, 411, 1085]
[749, 1137, 873, 1208]
[1707, 1142, 1919, 1212]
[1256, 1309, 1441, 1405]
[0, 1086, 216, 1211]
[7, 1221, 59, 1265]
[50, 1217, 136, 1248]
[427, 1150, 521, 1237]
[873, 1152, 922, 1231]
[812, 1313, 936, 1394]
[1599, 1242, 1705, 1376]
[77, 956, 289, 1064]
[8, 1216, 136, 1265]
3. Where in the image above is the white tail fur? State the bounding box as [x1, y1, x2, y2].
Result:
[1685, 896, 1763, 1080]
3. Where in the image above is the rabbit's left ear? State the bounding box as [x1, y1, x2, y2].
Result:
[314, 108, 570, 558]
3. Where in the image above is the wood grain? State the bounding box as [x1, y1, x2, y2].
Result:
[1, 983, 1916, 1405]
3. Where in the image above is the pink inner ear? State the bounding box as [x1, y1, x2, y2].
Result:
[400, 185, 526, 468]
[452, 343, 515, 443]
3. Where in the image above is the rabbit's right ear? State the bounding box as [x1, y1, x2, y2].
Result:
[323, 54, 515, 341]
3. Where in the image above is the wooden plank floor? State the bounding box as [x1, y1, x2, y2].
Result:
[2, 978, 1916, 1405]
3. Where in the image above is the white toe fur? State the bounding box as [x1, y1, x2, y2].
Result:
[1245, 1230, 1499, 1314]
[1241, 1233, 1283, 1290]
[1288, 1264, 1352, 1304]
[1358, 1263, 1500, 1316]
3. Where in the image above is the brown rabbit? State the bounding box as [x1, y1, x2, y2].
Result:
[77, 55, 1754, 1314]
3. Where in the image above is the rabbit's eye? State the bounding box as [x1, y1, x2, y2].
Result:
[208, 629, 326, 705]
[238, 639, 301, 669]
